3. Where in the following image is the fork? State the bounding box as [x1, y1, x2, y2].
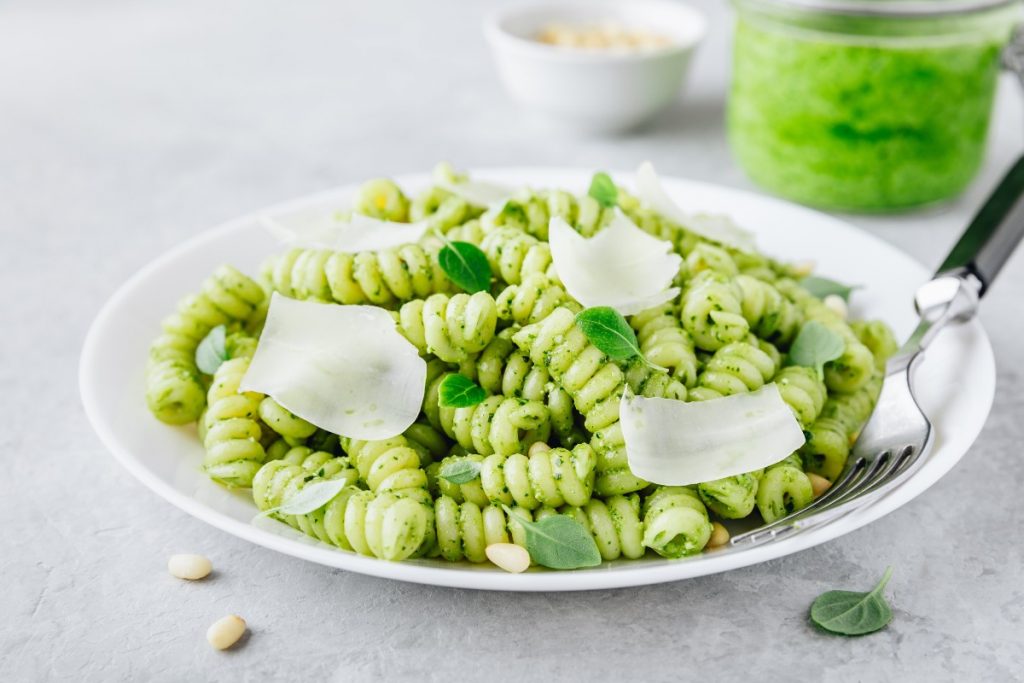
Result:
[732, 155, 1024, 546]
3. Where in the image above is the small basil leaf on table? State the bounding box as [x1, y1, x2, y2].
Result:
[575, 307, 643, 362]
[258, 478, 349, 518]
[788, 320, 845, 379]
[439, 241, 492, 293]
[439, 459, 481, 485]
[438, 373, 486, 408]
[588, 171, 618, 208]
[810, 567, 895, 636]
[195, 325, 229, 375]
[800, 275, 860, 302]
[503, 506, 601, 570]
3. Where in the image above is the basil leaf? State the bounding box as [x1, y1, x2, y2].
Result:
[788, 321, 845, 379]
[503, 506, 601, 570]
[800, 275, 860, 302]
[439, 373, 486, 408]
[575, 307, 643, 362]
[439, 241, 492, 294]
[258, 478, 349, 518]
[811, 567, 894, 636]
[439, 459, 481, 485]
[588, 171, 618, 209]
[195, 325, 229, 375]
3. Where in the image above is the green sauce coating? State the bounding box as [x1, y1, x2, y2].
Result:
[728, 8, 1014, 210]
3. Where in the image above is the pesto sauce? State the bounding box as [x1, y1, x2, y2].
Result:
[728, 12, 1012, 211]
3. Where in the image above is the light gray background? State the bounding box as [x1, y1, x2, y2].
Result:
[3, 1, 1023, 681]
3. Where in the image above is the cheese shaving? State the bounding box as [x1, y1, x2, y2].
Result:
[240, 293, 426, 440]
[620, 384, 806, 486]
[548, 211, 681, 315]
[261, 212, 429, 253]
[635, 161, 757, 252]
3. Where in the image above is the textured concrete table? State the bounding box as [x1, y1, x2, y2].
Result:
[4, 1, 1023, 680]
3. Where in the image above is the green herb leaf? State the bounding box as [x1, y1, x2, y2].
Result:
[439, 241, 492, 293]
[588, 171, 618, 208]
[195, 325, 229, 375]
[438, 373, 486, 408]
[788, 321, 846, 379]
[575, 307, 643, 362]
[811, 567, 894, 636]
[439, 459, 481, 485]
[503, 506, 602, 570]
[800, 275, 860, 302]
[258, 478, 349, 518]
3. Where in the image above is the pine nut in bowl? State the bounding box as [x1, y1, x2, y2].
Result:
[484, 0, 706, 134]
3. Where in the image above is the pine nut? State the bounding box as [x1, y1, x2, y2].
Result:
[707, 522, 730, 548]
[167, 554, 212, 580]
[207, 615, 247, 650]
[808, 473, 832, 498]
[528, 442, 551, 457]
[486, 543, 531, 573]
[823, 294, 848, 320]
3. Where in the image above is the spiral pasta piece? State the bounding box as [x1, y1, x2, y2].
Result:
[680, 271, 750, 352]
[630, 304, 699, 387]
[755, 462, 814, 523]
[536, 494, 646, 560]
[799, 417, 850, 481]
[341, 436, 430, 492]
[642, 487, 713, 558]
[482, 194, 551, 240]
[410, 188, 473, 233]
[265, 243, 451, 306]
[202, 357, 267, 488]
[396, 292, 498, 363]
[435, 444, 597, 510]
[736, 274, 804, 344]
[258, 396, 317, 445]
[353, 178, 410, 222]
[480, 228, 555, 285]
[254, 459, 435, 561]
[777, 280, 874, 393]
[697, 473, 759, 519]
[475, 330, 578, 443]
[774, 365, 828, 428]
[851, 319, 899, 369]
[687, 340, 778, 401]
[434, 497, 530, 563]
[146, 265, 265, 424]
[685, 242, 739, 277]
[494, 273, 570, 326]
[424, 382, 552, 456]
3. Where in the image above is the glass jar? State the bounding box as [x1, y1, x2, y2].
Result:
[728, 0, 1021, 211]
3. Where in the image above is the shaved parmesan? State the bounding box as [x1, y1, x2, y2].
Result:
[240, 293, 426, 440]
[439, 180, 516, 208]
[548, 211, 681, 316]
[620, 384, 806, 486]
[261, 212, 429, 253]
[635, 161, 757, 253]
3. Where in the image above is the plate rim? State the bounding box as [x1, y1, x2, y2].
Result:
[79, 168, 996, 591]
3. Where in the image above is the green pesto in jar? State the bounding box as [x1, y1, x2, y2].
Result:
[728, 2, 1019, 211]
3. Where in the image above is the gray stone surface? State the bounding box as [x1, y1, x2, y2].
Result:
[3, 0, 1023, 680]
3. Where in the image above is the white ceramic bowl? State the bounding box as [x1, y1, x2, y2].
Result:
[484, 1, 706, 134]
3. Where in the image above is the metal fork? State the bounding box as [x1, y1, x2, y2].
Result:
[732, 155, 1024, 546]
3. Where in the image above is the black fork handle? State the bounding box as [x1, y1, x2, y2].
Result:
[937, 155, 1024, 296]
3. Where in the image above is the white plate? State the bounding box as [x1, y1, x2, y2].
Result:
[79, 169, 995, 591]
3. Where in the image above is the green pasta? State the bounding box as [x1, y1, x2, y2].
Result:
[144, 166, 901, 570]
[145, 265, 264, 424]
